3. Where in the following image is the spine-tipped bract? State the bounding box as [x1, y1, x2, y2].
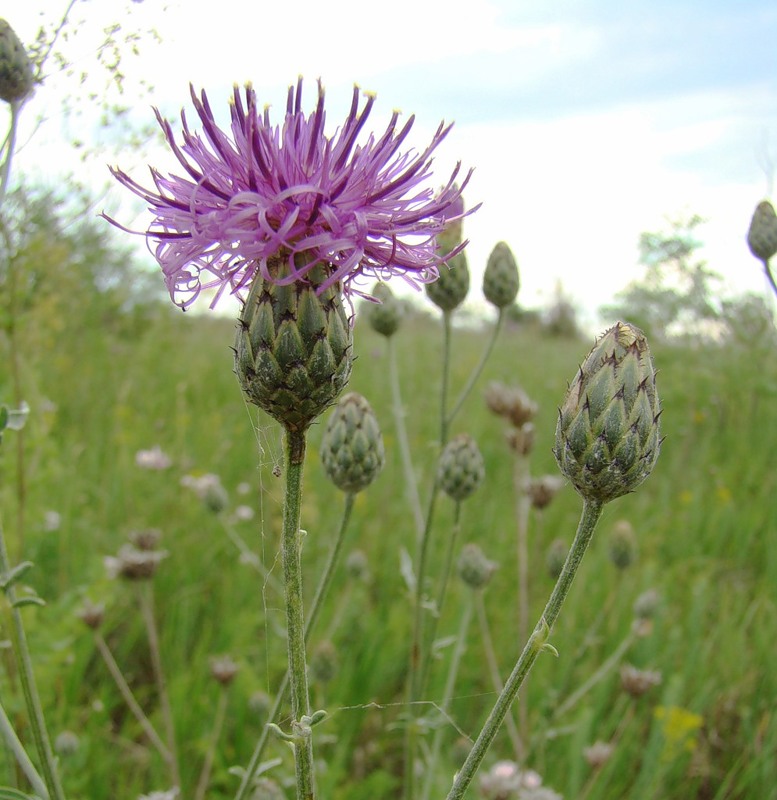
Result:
[553, 321, 661, 503]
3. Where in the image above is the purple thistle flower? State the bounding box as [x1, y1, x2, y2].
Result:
[108, 79, 473, 309]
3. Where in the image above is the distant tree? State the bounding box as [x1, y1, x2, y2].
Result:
[601, 214, 722, 340]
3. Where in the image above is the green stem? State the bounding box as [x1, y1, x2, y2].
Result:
[0, 699, 48, 799]
[193, 688, 229, 800]
[280, 428, 315, 800]
[514, 451, 531, 745]
[445, 499, 604, 800]
[420, 592, 474, 800]
[763, 258, 777, 299]
[138, 583, 180, 791]
[403, 312, 453, 800]
[388, 335, 425, 538]
[0, 103, 20, 208]
[0, 515, 66, 800]
[418, 501, 461, 695]
[446, 308, 505, 427]
[233, 490, 354, 800]
[474, 593, 524, 761]
[93, 632, 172, 765]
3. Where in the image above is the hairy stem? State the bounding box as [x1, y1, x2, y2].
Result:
[280, 428, 315, 800]
[233, 491, 354, 800]
[445, 499, 604, 800]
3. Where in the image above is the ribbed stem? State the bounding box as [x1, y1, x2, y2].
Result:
[281, 428, 315, 800]
[445, 499, 604, 800]
[0, 698, 48, 798]
[0, 514, 65, 800]
[233, 490, 354, 800]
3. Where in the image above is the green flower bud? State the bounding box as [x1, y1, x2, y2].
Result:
[366, 282, 402, 337]
[553, 322, 661, 504]
[438, 433, 485, 501]
[607, 519, 638, 569]
[235, 260, 353, 433]
[633, 588, 660, 620]
[483, 241, 520, 308]
[0, 19, 34, 105]
[457, 543, 497, 589]
[747, 200, 777, 262]
[425, 251, 470, 311]
[320, 392, 385, 493]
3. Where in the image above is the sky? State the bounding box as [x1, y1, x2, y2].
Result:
[5, 0, 777, 325]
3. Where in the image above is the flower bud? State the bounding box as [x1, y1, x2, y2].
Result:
[0, 20, 34, 105]
[483, 241, 520, 309]
[633, 588, 660, 620]
[457, 543, 497, 589]
[235, 260, 353, 432]
[366, 282, 402, 337]
[425, 250, 470, 311]
[320, 392, 385, 493]
[438, 433, 485, 501]
[553, 322, 661, 504]
[607, 519, 637, 569]
[747, 200, 777, 262]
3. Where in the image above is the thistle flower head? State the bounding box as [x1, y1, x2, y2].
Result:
[108, 79, 471, 310]
[320, 392, 385, 493]
[483, 241, 520, 309]
[0, 19, 34, 105]
[438, 433, 485, 501]
[553, 321, 661, 504]
[747, 200, 777, 263]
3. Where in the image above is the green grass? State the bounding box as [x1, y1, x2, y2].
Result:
[2, 300, 777, 800]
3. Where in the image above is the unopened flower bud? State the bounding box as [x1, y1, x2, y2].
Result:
[235, 260, 353, 432]
[425, 250, 470, 311]
[366, 282, 402, 337]
[553, 322, 661, 504]
[607, 519, 637, 569]
[528, 475, 565, 510]
[0, 20, 34, 104]
[438, 434, 485, 501]
[747, 200, 777, 262]
[457, 543, 497, 589]
[320, 392, 385, 493]
[310, 640, 338, 684]
[483, 241, 520, 309]
[210, 655, 239, 686]
[545, 538, 567, 579]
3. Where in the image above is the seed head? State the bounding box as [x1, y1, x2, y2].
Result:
[527, 475, 565, 510]
[105, 544, 168, 581]
[0, 20, 34, 104]
[583, 740, 614, 769]
[366, 282, 402, 337]
[438, 433, 485, 502]
[485, 382, 538, 428]
[210, 655, 240, 686]
[553, 321, 661, 503]
[320, 392, 385, 493]
[77, 600, 105, 630]
[747, 200, 777, 263]
[483, 241, 520, 309]
[620, 664, 662, 698]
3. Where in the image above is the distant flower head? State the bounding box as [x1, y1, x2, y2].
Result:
[135, 445, 173, 470]
[108, 79, 472, 309]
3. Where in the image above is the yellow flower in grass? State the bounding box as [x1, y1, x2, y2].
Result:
[654, 705, 703, 760]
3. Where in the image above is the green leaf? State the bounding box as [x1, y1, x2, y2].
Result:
[0, 788, 44, 800]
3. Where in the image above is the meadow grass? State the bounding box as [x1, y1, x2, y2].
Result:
[2, 300, 776, 799]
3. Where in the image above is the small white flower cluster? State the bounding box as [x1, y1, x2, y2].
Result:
[135, 445, 173, 470]
[479, 761, 562, 800]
